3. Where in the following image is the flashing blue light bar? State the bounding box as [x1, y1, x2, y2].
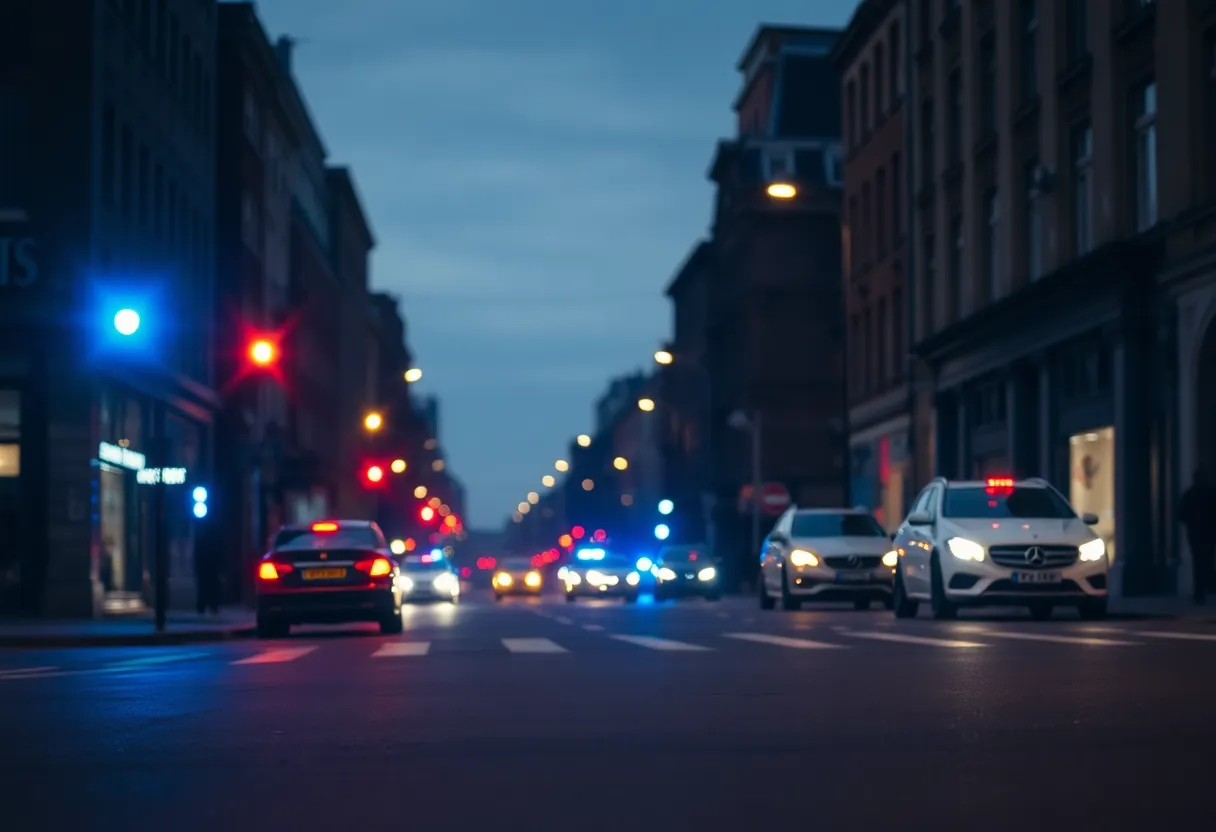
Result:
[420, 548, 443, 563]
[575, 547, 605, 561]
[636, 556, 653, 572]
[653, 523, 670, 541]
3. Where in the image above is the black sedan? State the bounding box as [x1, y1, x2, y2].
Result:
[652, 544, 721, 602]
[559, 548, 641, 603]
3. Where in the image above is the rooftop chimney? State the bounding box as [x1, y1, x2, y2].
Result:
[274, 35, 295, 72]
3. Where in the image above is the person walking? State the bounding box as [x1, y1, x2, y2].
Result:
[1179, 470, 1216, 604]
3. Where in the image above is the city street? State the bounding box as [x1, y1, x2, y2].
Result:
[2, 593, 1216, 831]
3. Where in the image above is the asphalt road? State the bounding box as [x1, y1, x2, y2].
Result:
[2, 592, 1216, 831]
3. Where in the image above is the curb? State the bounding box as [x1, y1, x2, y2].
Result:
[0, 625, 257, 649]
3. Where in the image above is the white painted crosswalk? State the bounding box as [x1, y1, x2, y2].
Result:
[841, 631, 986, 648]
[372, 642, 430, 657]
[233, 647, 317, 665]
[609, 635, 711, 651]
[502, 638, 567, 653]
[975, 631, 1140, 646]
[723, 633, 843, 650]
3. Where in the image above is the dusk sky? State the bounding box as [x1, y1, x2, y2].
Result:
[254, 0, 855, 528]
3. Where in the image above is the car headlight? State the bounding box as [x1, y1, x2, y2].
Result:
[636, 557, 653, 572]
[626, 571, 640, 585]
[494, 572, 513, 587]
[656, 567, 677, 581]
[882, 550, 899, 568]
[1079, 538, 1106, 563]
[586, 570, 606, 585]
[397, 576, 414, 592]
[697, 566, 716, 581]
[789, 549, 819, 567]
[946, 537, 985, 562]
[557, 566, 568, 580]
[524, 571, 542, 588]
[433, 573, 457, 592]
[565, 571, 582, 585]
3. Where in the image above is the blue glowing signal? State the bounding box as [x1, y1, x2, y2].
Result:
[575, 547, 605, 561]
[657, 499, 674, 515]
[636, 556, 653, 572]
[653, 523, 670, 540]
[191, 486, 208, 520]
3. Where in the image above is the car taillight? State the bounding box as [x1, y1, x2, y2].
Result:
[258, 561, 294, 580]
[355, 557, 393, 577]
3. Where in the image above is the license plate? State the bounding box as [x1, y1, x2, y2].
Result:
[303, 568, 346, 580]
[1011, 571, 1060, 584]
[836, 571, 871, 582]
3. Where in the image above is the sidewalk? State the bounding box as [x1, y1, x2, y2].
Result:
[1109, 596, 1216, 621]
[0, 608, 256, 648]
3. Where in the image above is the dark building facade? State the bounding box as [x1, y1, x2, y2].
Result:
[704, 25, 848, 589]
[908, 0, 1216, 598]
[0, 0, 219, 616]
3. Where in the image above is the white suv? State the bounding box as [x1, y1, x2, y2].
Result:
[890, 477, 1109, 620]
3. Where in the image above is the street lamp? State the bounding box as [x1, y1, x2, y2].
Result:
[542, 474, 556, 487]
[527, 491, 539, 504]
[637, 398, 655, 412]
[654, 350, 673, 365]
[613, 456, 628, 471]
[404, 368, 423, 383]
[363, 411, 383, 432]
[391, 459, 407, 474]
[248, 338, 276, 366]
[113, 308, 141, 336]
[555, 459, 569, 472]
[582, 479, 594, 491]
[577, 434, 591, 447]
[729, 410, 762, 573]
[766, 182, 797, 199]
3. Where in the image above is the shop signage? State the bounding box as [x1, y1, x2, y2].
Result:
[136, 467, 187, 485]
[0, 237, 36, 288]
[98, 441, 146, 470]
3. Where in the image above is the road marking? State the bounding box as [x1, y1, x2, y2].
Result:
[233, 647, 317, 665]
[554, 616, 573, 625]
[1137, 630, 1216, 642]
[583, 624, 604, 631]
[0, 666, 56, 677]
[724, 633, 845, 649]
[502, 638, 567, 653]
[979, 631, 1140, 646]
[100, 652, 209, 670]
[373, 642, 430, 657]
[843, 631, 986, 648]
[610, 635, 711, 651]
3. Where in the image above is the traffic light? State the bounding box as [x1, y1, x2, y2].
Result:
[192, 487, 208, 519]
[654, 523, 670, 540]
[247, 336, 278, 368]
[658, 499, 674, 515]
[420, 505, 436, 523]
[114, 308, 141, 336]
[363, 464, 385, 487]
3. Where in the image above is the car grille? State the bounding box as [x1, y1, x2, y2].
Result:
[988, 545, 1079, 569]
[822, 556, 882, 569]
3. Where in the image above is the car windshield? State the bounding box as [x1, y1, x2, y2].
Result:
[272, 528, 310, 548]
[575, 555, 631, 570]
[400, 558, 449, 572]
[499, 558, 535, 570]
[790, 513, 886, 538]
[659, 545, 708, 562]
[942, 486, 1077, 519]
[277, 528, 380, 551]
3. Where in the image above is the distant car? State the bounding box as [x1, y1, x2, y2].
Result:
[759, 508, 898, 611]
[492, 557, 544, 599]
[652, 544, 721, 602]
[560, 547, 641, 603]
[256, 520, 404, 637]
[398, 551, 461, 603]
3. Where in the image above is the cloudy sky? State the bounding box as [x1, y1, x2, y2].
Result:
[253, 0, 855, 527]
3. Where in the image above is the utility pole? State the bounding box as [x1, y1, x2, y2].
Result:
[153, 407, 168, 631]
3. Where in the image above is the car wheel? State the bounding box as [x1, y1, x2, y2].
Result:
[1078, 598, 1108, 620]
[892, 570, 918, 619]
[929, 555, 957, 620]
[853, 598, 872, 611]
[780, 568, 800, 611]
[380, 611, 404, 635]
[1028, 601, 1054, 621]
[758, 573, 776, 610]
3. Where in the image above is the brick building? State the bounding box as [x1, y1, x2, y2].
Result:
[908, 0, 1216, 598]
[832, 0, 921, 531]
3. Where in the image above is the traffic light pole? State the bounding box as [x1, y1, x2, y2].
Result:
[152, 407, 168, 632]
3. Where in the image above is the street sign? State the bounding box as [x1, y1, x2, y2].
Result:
[759, 482, 791, 516]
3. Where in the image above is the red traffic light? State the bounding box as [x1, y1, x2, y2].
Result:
[365, 464, 385, 485]
[420, 506, 436, 522]
[249, 339, 277, 366]
[571, 525, 585, 539]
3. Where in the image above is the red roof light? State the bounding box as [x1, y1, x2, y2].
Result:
[311, 522, 339, 533]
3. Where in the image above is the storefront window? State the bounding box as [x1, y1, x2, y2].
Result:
[0, 390, 21, 609]
[97, 391, 151, 606]
[164, 414, 202, 586]
[1069, 427, 1116, 563]
[0, 390, 18, 477]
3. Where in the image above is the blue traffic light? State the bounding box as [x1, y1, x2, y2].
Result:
[191, 487, 208, 519]
[113, 308, 141, 336]
[658, 499, 674, 515]
[654, 523, 670, 540]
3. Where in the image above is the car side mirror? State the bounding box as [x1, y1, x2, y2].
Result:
[906, 511, 932, 526]
[1081, 512, 1099, 526]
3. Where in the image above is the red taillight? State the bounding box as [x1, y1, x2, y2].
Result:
[311, 521, 338, 532]
[355, 557, 393, 577]
[986, 478, 1014, 488]
[258, 561, 293, 580]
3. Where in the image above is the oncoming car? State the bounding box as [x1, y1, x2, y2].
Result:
[890, 477, 1109, 620]
[651, 544, 720, 602]
[493, 556, 544, 599]
[398, 550, 460, 603]
[256, 520, 404, 637]
[559, 547, 640, 603]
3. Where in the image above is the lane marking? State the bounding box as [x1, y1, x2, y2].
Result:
[0, 666, 56, 677]
[583, 624, 604, 631]
[724, 633, 845, 650]
[233, 647, 317, 665]
[979, 631, 1140, 646]
[610, 635, 711, 651]
[373, 642, 430, 657]
[502, 638, 567, 653]
[843, 631, 986, 648]
[100, 652, 209, 670]
[1137, 630, 1216, 642]
[554, 616, 573, 625]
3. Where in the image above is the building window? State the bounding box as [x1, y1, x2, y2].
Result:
[101, 104, 116, 205]
[985, 190, 1000, 301]
[1133, 80, 1158, 231]
[891, 287, 904, 379]
[845, 81, 856, 149]
[1025, 159, 1044, 280]
[1066, 0, 1088, 64]
[1073, 122, 1093, 255]
[923, 234, 937, 334]
[860, 63, 871, 134]
[120, 125, 133, 219]
[979, 34, 996, 134]
[862, 182, 872, 265]
[1020, 0, 1039, 103]
[874, 44, 885, 116]
[0, 390, 19, 478]
[949, 214, 963, 321]
[920, 99, 934, 180]
[877, 299, 888, 386]
[947, 70, 962, 163]
[888, 23, 900, 103]
[891, 153, 901, 236]
[876, 167, 887, 254]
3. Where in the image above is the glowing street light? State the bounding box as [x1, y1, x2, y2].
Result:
[363, 411, 383, 432]
[404, 368, 423, 383]
[527, 491, 539, 504]
[517, 501, 531, 514]
[654, 523, 671, 540]
[637, 398, 655, 412]
[654, 350, 673, 365]
[577, 434, 591, 447]
[391, 459, 407, 474]
[555, 459, 569, 472]
[658, 499, 674, 515]
[432, 459, 446, 472]
[581, 479, 594, 491]
[414, 485, 428, 498]
[249, 338, 276, 366]
[113, 308, 141, 336]
[613, 457, 628, 471]
[766, 182, 797, 199]
[542, 475, 556, 488]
